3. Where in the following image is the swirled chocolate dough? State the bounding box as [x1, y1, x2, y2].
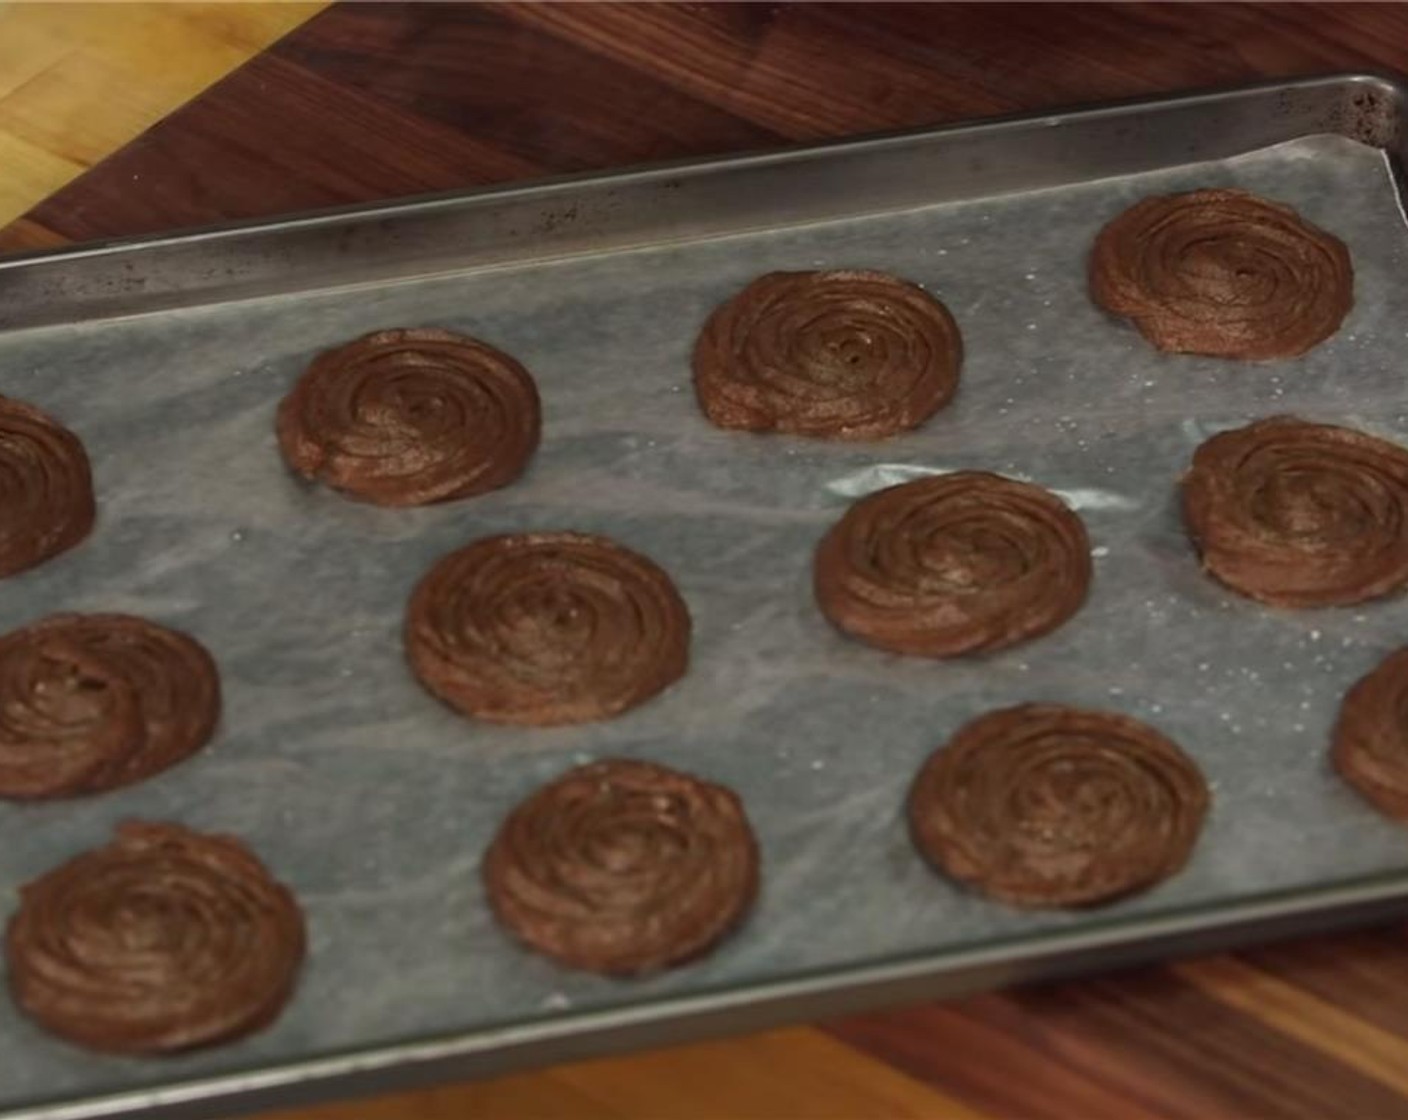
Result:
[483, 759, 759, 975]
[814, 471, 1092, 657]
[692, 270, 962, 439]
[276, 327, 541, 506]
[405, 532, 691, 726]
[1333, 648, 1408, 820]
[908, 704, 1209, 907]
[5, 822, 305, 1054]
[0, 614, 220, 800]
[1090, 188, 1352, 359]
[1182, 416, 1408, 608]
[0, 396, 95, 578]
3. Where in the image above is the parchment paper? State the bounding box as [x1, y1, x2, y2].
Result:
[2, 133, 1408, 1114]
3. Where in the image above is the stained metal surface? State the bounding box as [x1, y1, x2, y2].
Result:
[1, 74, 1407, 1120]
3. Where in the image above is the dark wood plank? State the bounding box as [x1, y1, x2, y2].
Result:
[801, 3, 1408, 106]
[833, 969, 1408, 1120]
[1238, 925, 1408, 1038]
[17, 52, 541, 243]
[274, 3, 784, 171]
[504, 1, 1017, 138]
[823, 997, 1172, 1120]
[502, 2, 1408, 135]
[0, 217, 68, 255]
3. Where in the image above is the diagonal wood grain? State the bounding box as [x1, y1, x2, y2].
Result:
[0, 1, 322, 227]
[9, 5, 1408, 1119]
[278, 3, 784, 170]
[832, 966, 1408, 1120]
[1172, 955, 1408, 1097]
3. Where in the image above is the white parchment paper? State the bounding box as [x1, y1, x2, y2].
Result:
[1, 134, 1407, 1114]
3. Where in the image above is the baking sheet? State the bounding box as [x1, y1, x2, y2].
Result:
[3, 131, 1408, 1116]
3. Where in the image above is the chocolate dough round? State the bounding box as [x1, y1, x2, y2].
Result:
[908, 704, 1209, 907]
[0, 614, 220, 800]
[814, 471, 1091, 657]
[405, 532, 691, 725]
[483, 759, 759, 975]
[1182, 416, 1408, 608]
[276, 327, 541, 506]
[1333, 647, 1408, 820]
[5, 822, 305, 1054]
[1090, 188, 1352, 359]
[0, 396, 95, 578]
[692, 270, 962, 439]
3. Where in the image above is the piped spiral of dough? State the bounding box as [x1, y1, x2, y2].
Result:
[1090, 188, 1352, 359]
[5, 822, 305, 1054]
[814, 471, 1091, 657]
[0, 396, 95, 578]
[1182, 417, 1408, 608]
[908, 704, 1209, 907]
[692, 270, 962, 439]
[483, 759, 759, 975]
[0, 614, 220, 800]
[1333, 648, 1408, 821]
[405, 532, 691, 725]
[276, 327, 541, 506]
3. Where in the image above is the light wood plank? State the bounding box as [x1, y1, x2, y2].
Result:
[0, 9, 71, 100]
[0, 1, 323, 225]
[0, 49, 195, 167]
[551, 1028, 987, 1120]
[257, 1028, 987, 1120]
[256, 1068, 626, 1120]
[1173, 956, 1408, 1098]
[0, 129, 82, 223]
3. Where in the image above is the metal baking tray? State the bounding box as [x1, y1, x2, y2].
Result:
[3, 72, 1408, 1120]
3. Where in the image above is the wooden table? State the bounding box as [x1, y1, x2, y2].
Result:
[8, 5, 1408, 1117]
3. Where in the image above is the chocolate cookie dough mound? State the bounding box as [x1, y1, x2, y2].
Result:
[908, 704, 1209, 907]
[276, 327, 541, 506]
[1182, 417, 1408, 608]
[0, 396, 95, 578]
[1333, 648, 1408, 820]
[1090, 188, 1352, 359]
[5, 822, 305, 1054]
[405, 532, 691, 725]
[693, 270, 962, 439]
[484, 759, 759, 974]
[0, 614, 220, 800]
[814, 471, 1091, 657]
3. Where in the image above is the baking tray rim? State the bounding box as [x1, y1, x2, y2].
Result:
[0, 69, 1402, 276]
[18, 870, 1408, 1120]
[6, 69, 1408, 1119]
